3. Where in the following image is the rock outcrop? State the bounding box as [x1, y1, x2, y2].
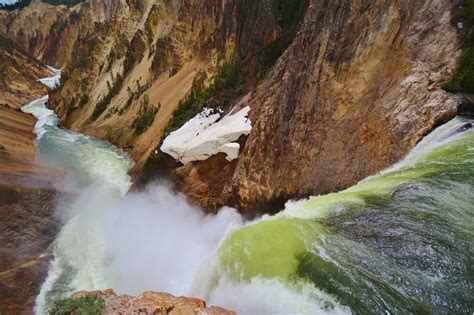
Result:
[175, 0, 462, 215]
[0, 0, 281, 169]
[0, 0, 464, 218]
[0, 104, 62, 313]
[70, 289, 235, 315]
[0, 35, 49, 107]
[0, 39, 63, 312]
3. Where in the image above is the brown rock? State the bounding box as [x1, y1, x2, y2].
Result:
[0, 0, 280, 166]
[0, 35, 49, 108]
[0, 104, 63, 314]
[176, 0, 462, 215]
[70, 289, 235, 315]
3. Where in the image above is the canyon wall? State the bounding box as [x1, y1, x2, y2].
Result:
[0, 2, 281, 311]
[0, 35, 49, 106]
[175, 0, 463, 215]
[0, 0, 464, 217]
[0, 0, 281, 169]
[0, 77, 62, 313]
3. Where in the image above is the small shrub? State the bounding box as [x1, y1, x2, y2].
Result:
[120, 80, 150, 115]
[123, 47, 136, 76]
[78, 93, 89, 107]
[132, 96, 160, 135]
[59, 71, 70, 87]
[50, 295, 105, 315]
[443, 46, 474, 93]
[90, 72, 124, 121]
[164, 58, 241, 134]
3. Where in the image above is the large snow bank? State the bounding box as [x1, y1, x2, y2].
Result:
[38, 66, 62, 90]
[161, 106, 252, 164]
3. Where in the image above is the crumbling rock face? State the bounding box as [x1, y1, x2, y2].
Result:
[0, 0, 281, 166]
[177, 0, 462, 215]
[0, 36, 49, 107]
[0, 0, 463, 218]
[0, 105, 63, 313]
[71, 289, 236, 315]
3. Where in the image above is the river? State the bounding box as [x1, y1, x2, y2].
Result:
[23, 70, 473, 314]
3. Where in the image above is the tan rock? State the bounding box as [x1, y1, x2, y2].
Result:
[69, 289, 235, 315]
[176, 0, 463, 215]
[0, 85, 62, 314]
[0, 0, 280, 168]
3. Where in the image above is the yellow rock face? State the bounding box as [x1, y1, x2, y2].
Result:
[175, 0, 463, 215]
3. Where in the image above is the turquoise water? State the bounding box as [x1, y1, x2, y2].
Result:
[22, 95, 135, 313]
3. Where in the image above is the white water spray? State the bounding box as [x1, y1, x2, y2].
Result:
[25, 68, 244, 314]
[25, 68, 474, 315]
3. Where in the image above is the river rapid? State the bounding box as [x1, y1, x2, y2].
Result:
[23, 70, 473, 314]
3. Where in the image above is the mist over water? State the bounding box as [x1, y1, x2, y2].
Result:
[37, 183, 242, 313]
[24, 70, 473, 314]
[23, 94, 243, 314]
[198, 117, 474, 314]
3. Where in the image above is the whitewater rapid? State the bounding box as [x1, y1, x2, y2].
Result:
[197, 117, 474, 314]
[24, 68, 473, 314]
[24, 70, 243, 314]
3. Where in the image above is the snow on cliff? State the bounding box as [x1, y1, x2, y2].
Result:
[161, 106, 252, 164]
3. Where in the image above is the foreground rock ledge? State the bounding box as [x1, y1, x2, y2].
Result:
[71, 289, 236, 315]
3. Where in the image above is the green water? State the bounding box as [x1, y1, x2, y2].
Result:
[203, 117, 474, 314]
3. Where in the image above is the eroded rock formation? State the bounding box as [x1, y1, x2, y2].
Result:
[0, 104, 62, 313]
[70, 289, 236, 315]
[0, 35, 49, 107]
[0, 0, 465, 217]
[0, 37, 63, 312]
[0, 0, 281, 169]
[175, 0, 462, 215]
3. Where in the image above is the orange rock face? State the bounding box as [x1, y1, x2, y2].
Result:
[71, 289, 236, 315]
[176, 0, 462, 215]
[0, 35, 49, 108]
[0, 102, 62, 314]
[0, 0, 281, 168]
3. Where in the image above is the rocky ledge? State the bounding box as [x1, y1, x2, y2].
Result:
[69, 289, 236, 315]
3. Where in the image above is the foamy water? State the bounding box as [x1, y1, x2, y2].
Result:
[25, 69, 474, 314]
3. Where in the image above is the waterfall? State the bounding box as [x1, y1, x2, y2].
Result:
[196, 117, 474, 314]
[25, 68, 473, 314]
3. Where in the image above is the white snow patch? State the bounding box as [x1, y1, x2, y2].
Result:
[161, 106, 252, 164]
[219, 143, 241, 161]
[38, 66, 62, 90]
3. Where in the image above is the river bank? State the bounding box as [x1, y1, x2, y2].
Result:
[0, 94, 63, 312]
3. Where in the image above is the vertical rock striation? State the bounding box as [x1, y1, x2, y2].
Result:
[0, 0, 281, 168]
[177, 0, 462, 215]
[0, 0, 463, 217]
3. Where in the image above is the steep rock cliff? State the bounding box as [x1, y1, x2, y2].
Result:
[0, 104, 62, 314]
[0, 0, 281, 170]
[0, 35, 49, 107]
[0, 32, 64, 313]
[176, 0, 462, 215]
[0, 0, 464, 217]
